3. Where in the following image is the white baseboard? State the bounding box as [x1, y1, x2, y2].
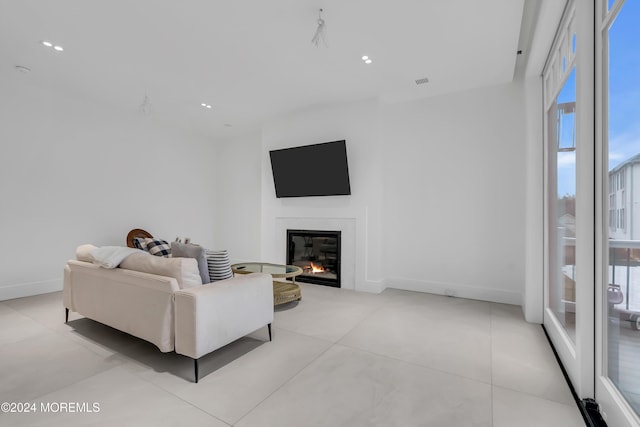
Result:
[0, 276, 521, 306]
[0, 279, 62, 301]
[356, 279, 386, 294]
[384, 277, 522, 306]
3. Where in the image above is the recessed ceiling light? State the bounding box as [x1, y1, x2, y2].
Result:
[365, 59, 372, 64]
[206, 105, 212, 109]
[201, 103, 207, 107]
[362, 55, 369, 61]
[41, 40, 64, 51]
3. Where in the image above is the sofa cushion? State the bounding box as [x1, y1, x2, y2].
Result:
[91, 246, 142, 269]
[171, 242, 210, 284]
[206, 249, 233, 281]
[134, 238, 171, 257]
[119, 252, 202, 289]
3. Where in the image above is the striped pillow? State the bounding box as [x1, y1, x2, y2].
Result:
[206, 249, 232, 281]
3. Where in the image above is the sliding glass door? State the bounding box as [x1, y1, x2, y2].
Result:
[543, 1, 640, 422]
[596, 0, 640, 425]
[544, 0, 597, 398]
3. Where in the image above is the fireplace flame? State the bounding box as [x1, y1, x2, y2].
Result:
[309, 262, 325, 274]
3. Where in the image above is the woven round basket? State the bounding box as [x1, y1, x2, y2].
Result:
[126, 228, 153, 248]
[273, 281, 301, 306]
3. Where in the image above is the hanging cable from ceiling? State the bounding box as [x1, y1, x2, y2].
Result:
[311, 8, 327, 47]
[139, 94, 153, 115]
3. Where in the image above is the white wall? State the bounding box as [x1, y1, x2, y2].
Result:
[214, 83, 528, 303]
[259, 99, 384, 292]
[380, 82, 526, 304]
[1, 63, 533, 306]
[0, 73, 217, 300]
[523, 75, 545, 322]
[213, 131, 262, 262]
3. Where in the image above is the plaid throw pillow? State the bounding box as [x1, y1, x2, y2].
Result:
[133, 237, 148, 251]
[146, 239, 171, 257]
[136, 238, 171, 257]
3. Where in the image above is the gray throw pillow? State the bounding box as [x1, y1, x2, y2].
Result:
[170, 241, 210, 284]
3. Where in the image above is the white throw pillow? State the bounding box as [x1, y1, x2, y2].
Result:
[76, 244, 98, 262]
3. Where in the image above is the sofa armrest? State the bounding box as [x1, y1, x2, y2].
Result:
[174, 273, 274, 359]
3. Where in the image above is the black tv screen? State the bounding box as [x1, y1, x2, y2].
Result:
[269, 140, 351, 198]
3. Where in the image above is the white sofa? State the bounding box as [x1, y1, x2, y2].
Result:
[63, 253, 273, 382]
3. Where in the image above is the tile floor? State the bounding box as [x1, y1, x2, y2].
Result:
[0, 284, 585, 426]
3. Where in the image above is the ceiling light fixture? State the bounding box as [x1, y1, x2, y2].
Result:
[201, 103, 212, 109]
[311, 8, 327, 47]
[361, 55, 372, 64]
[41, 40, 64, 52]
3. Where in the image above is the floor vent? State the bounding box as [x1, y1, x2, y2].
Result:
[415, 77, 429, 85]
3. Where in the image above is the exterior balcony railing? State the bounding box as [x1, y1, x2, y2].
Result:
[609, 239, 640, 313]
[559, 237, 640, 314]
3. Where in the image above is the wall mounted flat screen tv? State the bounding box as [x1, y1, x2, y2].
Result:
[269, 140, 351, 198]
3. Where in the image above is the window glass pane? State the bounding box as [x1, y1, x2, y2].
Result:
[606, 0, 640, 415]
[549, 68, 577, 343]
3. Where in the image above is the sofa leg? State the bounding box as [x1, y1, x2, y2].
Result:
[65, 308, 69, 323]
[194, 358, 199, 383]
[268, 323, 272, 342]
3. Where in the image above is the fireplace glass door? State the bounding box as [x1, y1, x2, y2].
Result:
[287, 230, 341, 287]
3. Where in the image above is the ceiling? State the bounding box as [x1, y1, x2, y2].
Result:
[0, 0, 529, 139]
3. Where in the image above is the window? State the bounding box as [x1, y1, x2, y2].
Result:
[603, 0, 640, 417]
[544, 2, 578, 343]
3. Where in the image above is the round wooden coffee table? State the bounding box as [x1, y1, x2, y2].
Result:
[231, 262, 303, 306]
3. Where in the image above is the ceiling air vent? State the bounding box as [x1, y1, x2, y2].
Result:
[415, 77, 429, 85]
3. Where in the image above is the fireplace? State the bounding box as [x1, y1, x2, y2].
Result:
[287, 229, 341, 288]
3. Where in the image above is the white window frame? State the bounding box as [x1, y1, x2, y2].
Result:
[542, 0, 596, 398]
[595, 0, 640, 425]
